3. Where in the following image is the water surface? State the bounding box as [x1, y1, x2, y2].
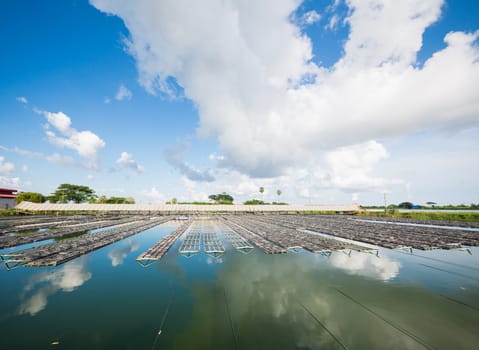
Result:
[0, 223, 478, 349]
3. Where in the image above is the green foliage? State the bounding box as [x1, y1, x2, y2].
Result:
[360, 211, 479, 222]
[276, 189, 282, 197]
[16, 192, 46, 204]
[208, 192, 234, 204]
[50, 184, 96, 203]
[0, 209, 23, 216]
[105, 196, 135, 204]
[398, 201, 414, 209]
[94, 195, 135, 204]
[244, 199, 266, 205]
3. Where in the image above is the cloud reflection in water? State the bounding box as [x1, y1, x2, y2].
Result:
[107, 240, 139, 267]
[18, 257, 91, 316]
[328, 251, 401, 281]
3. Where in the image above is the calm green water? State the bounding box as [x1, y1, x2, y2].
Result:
[0, 223, 478, 349]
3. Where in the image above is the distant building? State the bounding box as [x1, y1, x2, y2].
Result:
[0, 188, 18, 209]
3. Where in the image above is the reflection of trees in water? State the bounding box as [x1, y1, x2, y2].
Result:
[18, 257, 91, 316]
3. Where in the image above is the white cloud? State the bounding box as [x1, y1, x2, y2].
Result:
[87, 174, 94, 181]
[303, 10, 321, 25]
[91, 0, 479, 195]
[39, 110, 105, 169]
[104, 97, 111, 104]
[22, 165, 29, 173]
[325, 14, 340, 30]
[115, 84, 132, 101]
[141, 186, 166, 203]
[208, 153, 225, 162]
[319, 140, 403, 193]
[0, 145, 89, 170]
[116, 151, 144, 174]
[0, 176, 21, 189]
[164, 143, 214, 182]
[0, 156, 15, 174]
[16, 96, 28, 104]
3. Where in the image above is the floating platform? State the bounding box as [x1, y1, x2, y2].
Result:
[179, 224, 202, 257]
[0, 216, 141, 249]
[219, 223, 254, 253]
[136, 221, 192, 266]
[203, 228, 225, 258]
[1, 217, 173, 268]
[224, 215, 366, 254]
[220, 218, 286, 254]
[263, 214, 479, 250]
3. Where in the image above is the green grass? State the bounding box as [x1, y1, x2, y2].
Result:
[360, 211, 479, 222]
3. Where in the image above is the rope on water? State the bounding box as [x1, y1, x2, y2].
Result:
[223, 287, 239, 350]
[333, 287, 436, 350]
[151, 287, 175, 350]
[297, 300, 349, 350]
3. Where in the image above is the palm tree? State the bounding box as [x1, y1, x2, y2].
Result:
[259, 187, 264, 202]
[276, 189, 282, 203]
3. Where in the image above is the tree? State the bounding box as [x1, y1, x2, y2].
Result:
[16, 192, 46, 204]
[208, 192, 234, 204]
[51, 184, 96, 203]
[104, 196, 134, 204]
[276, 189, 282, 200]
[97, 195, 107, 204]
[259, 187, 265, 201]
[398, 201, 413, 209]
[244, 199, 265, 205]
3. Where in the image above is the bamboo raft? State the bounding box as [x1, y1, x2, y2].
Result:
[0, 217, 173, 268]
[263, 214, 479, 250]
[225, 215, 366, 254]
[136, 221, 192, 266]
[219, 218, 286, 254]
[179, 224, 202, 256]
[0, 216, 141, 249]
[203, 226, 225, 257]
[218, 223, 254, 252]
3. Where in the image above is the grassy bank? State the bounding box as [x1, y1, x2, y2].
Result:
[360, 210, 479, 222]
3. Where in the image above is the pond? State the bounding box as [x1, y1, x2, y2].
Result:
[0, 222, 478, 349]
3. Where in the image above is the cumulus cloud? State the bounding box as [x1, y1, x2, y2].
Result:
[164, 144, 214, 182]
[116, 151, 144, 174]
[115, 84, 133, 101]
[91, 0, 479, 194]
[318, 141, 403, 193]
[18, 258, 91, 316]
[16, 96, 28, 104]
[38, 110, 105, 169]
[0, 156, 15, 174]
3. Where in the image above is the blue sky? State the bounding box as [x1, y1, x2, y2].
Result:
[1, 0, 478, 205]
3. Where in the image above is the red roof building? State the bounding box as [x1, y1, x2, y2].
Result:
[0, 188, 18, 209]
